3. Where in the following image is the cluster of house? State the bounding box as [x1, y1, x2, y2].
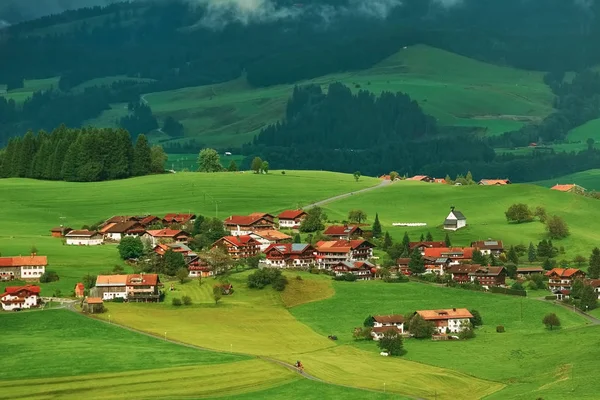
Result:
[545, 268, 600, 301]
[50, 213, 197, 246]
[383, 175, 512, 186]
[81, 273, 163, 302]
[370, 308, 474, 340]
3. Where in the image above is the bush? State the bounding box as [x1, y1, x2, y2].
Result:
[545, 295, 557, 300]
[40, 270, 59, 283]
[459, 325, 476, 340]
[384, 275, 409, 283]
[172, 298, 182, 306]
[112, 297, 125, 303]
[272, 275, 288, 291]
[182, 295, 192, 306]
[333, 273, 357, 282]
[248, 268, 288, 291]
[295, 275, 303, 281]
[496, 325, 505, 333]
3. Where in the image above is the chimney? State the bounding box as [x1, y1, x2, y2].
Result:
[453, 308, 456, 311]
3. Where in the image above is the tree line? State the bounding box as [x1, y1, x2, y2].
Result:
[0, 125, 167, 181]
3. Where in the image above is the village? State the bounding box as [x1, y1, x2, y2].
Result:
[2, 187, 599, 342]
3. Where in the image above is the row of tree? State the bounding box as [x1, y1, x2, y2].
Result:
[0, 126, 167, 181]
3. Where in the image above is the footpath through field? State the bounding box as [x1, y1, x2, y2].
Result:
[304, 179, 391, 209]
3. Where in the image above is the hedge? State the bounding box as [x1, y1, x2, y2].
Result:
[490, 286, 527, 297]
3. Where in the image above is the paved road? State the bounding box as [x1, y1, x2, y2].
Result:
[535, 297, 600, 325]
[303, 179, 391, 209]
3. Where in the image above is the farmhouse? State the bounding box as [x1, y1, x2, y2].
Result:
[139, 215, 161, 227]
[94, 275, 128, 301]
[332, 260, 375, 280]
[224, 213, 275, 235]
[423, 247, 474, 265]
[410, 241, 446, 255]
[142, 229, 190, 247]
[0, 254, 47, 281]
[517, 267, 544, 277]
[444, 207, 467, 231]
[0, 285, 41, 311]
[163, 213, 196, 225]
[448, 264, 483, 283]
[371, 315, 405, 340]
[65, 230, 104, 245]
[416, 308, 473, 334]
[188, 258, 213, 278]
[468, 266, 506, 288]
[551, 184, 585, 193]
[315, 240, 375, 270]
[424, 257, 452, 275]
[471, 240, 504, 255]
[586, 279, 600, 300]
[50, 226, 72, 237]
[103, 221, 145, 241]
[432, 178, 446, 184]
[546, 268, 586, 299]
[323, 225, 364, 240]
[126, 274, 162, 302]
[263, 243, 316, 268]
[250, 230, 292, 251]
[277, 210, 307, 229]
[408, 175, 432, 182]
[213, 235, 260, 260]
[478, 179, 511, 185]
[395, 258, 411, 276]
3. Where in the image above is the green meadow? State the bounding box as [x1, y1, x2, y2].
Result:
[323, 180, 600, 260]
[535, 169, 600, 191]
[0, 77, 60, 103]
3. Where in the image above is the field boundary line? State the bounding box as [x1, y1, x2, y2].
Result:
[303, 179, 391, 209]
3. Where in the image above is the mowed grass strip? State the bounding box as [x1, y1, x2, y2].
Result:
[279, 273, 335, 308]
[0, 360, 297, 400]
[0, 310, 247, 380]
[282, 345, 503, 400]
[323, 181, 600, 258]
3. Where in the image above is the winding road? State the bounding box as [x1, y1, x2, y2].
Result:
[303, 179, 391, 209]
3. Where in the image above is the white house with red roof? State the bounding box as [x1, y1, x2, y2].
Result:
[263, 243, 316, 268]
[65, 230, 104, 246]
[416, 308, 473, 335]
[315, 240, 375, 270]
[142, 229, 190, 247]
[423, 247, 474, 265]
[277, 210, 308, 229]
[223, 213, 275, 235]
[0, 254, 47, 281]
[250, 230, 292, 251]
[546, 268, 586, 299]
[371, 315, 405, 340]
[1, 285, 41, 311]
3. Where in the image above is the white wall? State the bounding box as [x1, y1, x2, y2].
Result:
[66, 237, 103, 246]
[20, 266, 45, 279]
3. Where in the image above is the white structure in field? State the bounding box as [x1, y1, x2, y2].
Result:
[65, 230, 104, 246]
[443, 207, 467, 231]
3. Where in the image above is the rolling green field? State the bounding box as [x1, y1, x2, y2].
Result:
[0, 172, 378, 294]
[323, 180, 600, 259]
[91, 45, 553, 146]
[0, 77, 60, 103]
[166, 153, 245, 171]
[535, 169, 600, 191]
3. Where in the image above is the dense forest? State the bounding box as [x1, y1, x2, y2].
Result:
[0, 125, 166, 181]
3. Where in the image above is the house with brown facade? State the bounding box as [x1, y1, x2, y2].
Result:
[263, 243, 316, 268]
[213, 235, 260, 260]
[468, 266, 506, 288]
[410, 241, 446, 255]
[142, 229, 190, 247]
[277, 210, 307, 229]
[102, 220, 146, 242]
[95, 275, 128, 301]
[82, 297, 104, 313]
[546, 268, 586, 299]
[224, 214, 275, 235]
[315, 240, 375, 270]
[448, 264, 482, 283]
[323, 225, 363, 240]
[517, 267, 544, 277]
[162, 213, 196, 225]
[50, 226, 72, 237]
[332, 260, 375, 280]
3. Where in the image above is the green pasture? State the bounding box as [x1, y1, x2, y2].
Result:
[534, 169, 600, 191]
[125, 45, 554, 146]
[83, 102, 129, 129]
[0, 309, 246, 380]
[322, 180, 600, 259]
[0, 76, 60, 103]
[166, 153, 245, 171]
[291, 280, 596, 400]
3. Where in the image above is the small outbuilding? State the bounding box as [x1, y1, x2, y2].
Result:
[75, 282, 85, 298]
[444, 207, 466, 231]
[82, 297, 105, 314]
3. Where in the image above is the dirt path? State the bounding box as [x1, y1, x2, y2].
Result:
[303, 179, 391, 209]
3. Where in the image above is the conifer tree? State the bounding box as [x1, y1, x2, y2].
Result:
[528, 242, 537, 262]
[383, 232, 392, 250]
[372, 213, 382, 238]
[133, 134, 152, 176]
[507, 246, 519, 265]
[425, 231, 433, 242]
[444, 233, 451, 247]
[402, 232, 411, 254]
[589, 247, 600, 279]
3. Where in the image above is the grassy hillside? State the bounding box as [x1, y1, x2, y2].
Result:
[85, 45, 553, 146]
[0, 76, 59, 103]
[324, 181, 600, 259]
[534, 169, 600, 191]
[0, 172, 377, 293]
[291, 280, 597, 400]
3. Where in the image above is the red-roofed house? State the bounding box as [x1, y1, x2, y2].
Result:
[1, 285, 41, 311]
[104, 221, 146, 241]
[315, 240, 375, 270]
[478, 179, 511, 186]
[263, 243, 316, 268]
[471, 239, 504, 255]
[250, 230, 292, 251]
[546, 268, 586, 295]
[371, 315, 405, 340]
[75, 282, 85, 298]
[323, 225, 363, 240]
[224, 214, 275, 235]
[332, 260, 375, 280]
[423, 247, 474, 265]
[139, 215, 160, 227]
[468, 266, 506, 288]
[410, 241, 446, 255]
[277, 210, 308, 229]
[0, 255, 47, 281]
[65, 230, 104, 246]
[432, 178, 447, 184]
[423, 257, 452, 275]
[50, 226, 72, 237]
[142, 229, 190, 247]
[551, 184, 585, 193]
[213, 235, 260, 260]
[126, 274, 162, 302]
[408, 175, 432, 182]
[416, 308, 473, 334]
[163, 213, 196, 225]
[586, 279, 600, 300]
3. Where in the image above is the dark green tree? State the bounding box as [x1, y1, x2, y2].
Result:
[419, 233, 425, 242]
[378, 329, 404, 356]
[472, 250, 486, 265]
[164, 248, 187, 276]
[163, 116, 184, 137]
[353, 171, 361, 182]
[542, 313, 561, 330]
[133, 134, 152, 176]
[571, 278, 584, 299]
[300, 207, 327, 233]
[363, 315, 376, 327]
[117, 236, 144, 260]
[425, 231, 433, 242]
[228, 160, 238, 172]
[150, 145, 167, 173]
[546, 215, 569, 239]
[251, 157, 263, 173]
[372, 213, 382, 238]
[469, 309, 483, 327]
[409, 314, 435, 338]
[198, 148, 222, 172]
[580, 284, 598, 311]
[293, 233, 301, 243]
[444, 233, 451, 247]
[383, 231, 393, 250]
[176, 267, 189, 284]
[588, 247, 600, 279]
[543, 257, 553, 270]
[505, 204, 533, 223]
[528, 242, 537, 262]
[507, 246, 519, 265]
[191, 214, 206, 236]
[402, 232, 411, 253]
[408, 247, 425, 274]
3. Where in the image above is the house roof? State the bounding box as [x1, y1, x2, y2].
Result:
[471, 240, 504, 250]
[545, 268, 585, 278]
[449, 210, 466, 220]
[423, 247, 474, 259]
[586, 279, 600, 288]
[469, 266, 506, 277]
[105, 216, 135, 224]
[1, 285, 41, 296]
[95, 275, 128, 286]
[140, 215, 159, 225]
[373, 314, 405, 324]
[264, 243, 314, 255]
[479, 179, 511, 185]
[99, 222, 117, 233]
[448, 264, 482, 274]
[517, 267, 544, 273]
[372, 326, 403, 334]
[249, 212, 274, 219]
[334, 260, 374, 270]
[126, 274, 160, 286]
[105, 220, 142, 234]
[316, 240, 374, 253]
[433, 178, 446, 184]
[408, 175, 430, 181]
[0, 255, 48, 267]
[252, 230, 292, 241]
[323, 225, 362, 236]
[218, 235, 259, 247]
[416, 308, 473, 320]
[50, 226, 72, 232]
[551, 184, 582, 192]
[85, 297, 103, 304]
[145, 229, 188, 238]
[396, 258, 411, 265]
[224, 215, 272, 226]
[409, 241, 446, 250]
[163, 213, 195, 223]
[277, 210, 307, 219]
[66, 229, 99, 237]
